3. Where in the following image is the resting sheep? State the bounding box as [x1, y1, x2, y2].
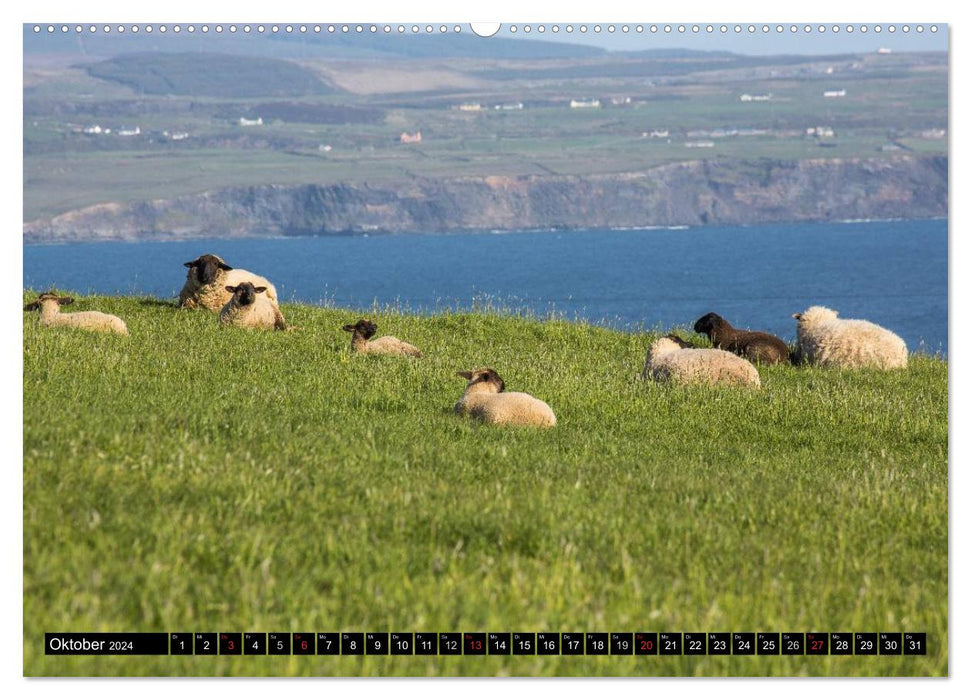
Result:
[642, 334, 761, 387]
[792, 306, 908, 369]
[694, 312, 790, 365]
[24, 292, 128, 335]
[342, 319, 422, 357]
[454, 367, 557, 427]
[219, 282, 288, 330]
[179, 254, 279, 312]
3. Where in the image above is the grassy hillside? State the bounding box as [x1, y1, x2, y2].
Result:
[85, 52, 335, 98]
[23, 294, 948, 676]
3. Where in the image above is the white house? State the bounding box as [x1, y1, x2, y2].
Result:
[570, 98, 601, 109]
[807, 126, 835, 138]
[239, 117, 263, 126]
[823, 89, 846, 98]
[118, 126, 140, 136]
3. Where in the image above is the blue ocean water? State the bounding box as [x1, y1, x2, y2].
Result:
[23, 219, 948, 354]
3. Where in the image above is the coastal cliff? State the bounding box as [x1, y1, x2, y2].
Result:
[23, 155, 947, 243]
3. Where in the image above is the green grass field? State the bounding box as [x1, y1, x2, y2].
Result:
[23, 294, 948, 676]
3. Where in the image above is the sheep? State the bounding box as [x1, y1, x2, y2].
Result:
[664, 333, 697, 349]
[23, 292, 128, 335]
[341, 319, 422, 357]
[642, 334, 761, 387]
[453, 367, 557, 427]
[792, 306, 908, 369]
[693, 312, 790, 365]
[218, 282, 288, 331]
[179, 253, 279, 312]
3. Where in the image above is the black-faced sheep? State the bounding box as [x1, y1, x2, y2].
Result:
[693, 312, 790, 365]
[643, 335, 761, 387]
[341, 319, 422, 357]
[179, 254, 279, 312]
[219, 282, 288, 330]
[24, 293, 128, 335]
[454, 367, 557, 427]
[792, 306, 908, 369]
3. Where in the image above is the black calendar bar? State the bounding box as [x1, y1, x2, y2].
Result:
[45, 633, 169, 655]
[44, 631, 927, 656]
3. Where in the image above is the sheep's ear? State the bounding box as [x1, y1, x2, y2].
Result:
[225, 286, 237, 293]
[341, 324, 356, 332]
[183, 260, 197, 268]
[456, 371, 473, 380]
[218, 262, 233, 271]
[792, 313, 802, 320]
[254, 286, 267, 294]
[58, 297, 75, 306]
[23, 301, 39, 311]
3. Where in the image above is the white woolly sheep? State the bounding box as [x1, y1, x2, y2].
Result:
[454, 367, 557, 427]
[342, 319, 422, 357]
[179, 253, 279, 312]
[642, 334, 761, 387]
[792, 306, 908, 369]
[219, 282, 288, 330]
[24, 292, 128, 335]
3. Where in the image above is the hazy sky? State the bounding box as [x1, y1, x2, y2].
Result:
[495, 23, 948, 55]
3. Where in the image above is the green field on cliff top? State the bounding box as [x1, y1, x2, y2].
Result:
[24, 49, 946, 222]
[23, 295, 948, 676]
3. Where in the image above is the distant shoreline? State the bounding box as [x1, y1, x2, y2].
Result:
[23, 155, 947, 245]
[22, 216, 949, 248]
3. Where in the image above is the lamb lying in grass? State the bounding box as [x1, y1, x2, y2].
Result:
[24, 292, 128, 335]
[793, 306, 908, 369]
[642, 334, 761, 387]
[694, 311, 790, 365]
[454, 367, 557, 427]
[219, 282, 288, 330]
[341, 319, 422, 357]
[179, 254, 279, 312]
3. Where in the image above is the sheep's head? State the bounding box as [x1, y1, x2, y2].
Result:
[225, 281, 266, 307]
[693, 312, 727, 336]
[342, 319, 378, 339]
[457, 367, 506, 393]
[665, 333, 696, 349]
[793, 306, 838, 325]
[646, 336, 682, 363]
[24, 292, 74, 311]
[184, 254, 232, 285]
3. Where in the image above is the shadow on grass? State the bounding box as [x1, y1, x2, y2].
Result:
[138, 297, 178, 308]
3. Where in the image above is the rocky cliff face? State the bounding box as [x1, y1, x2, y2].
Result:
[23, 155, 947, 243]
